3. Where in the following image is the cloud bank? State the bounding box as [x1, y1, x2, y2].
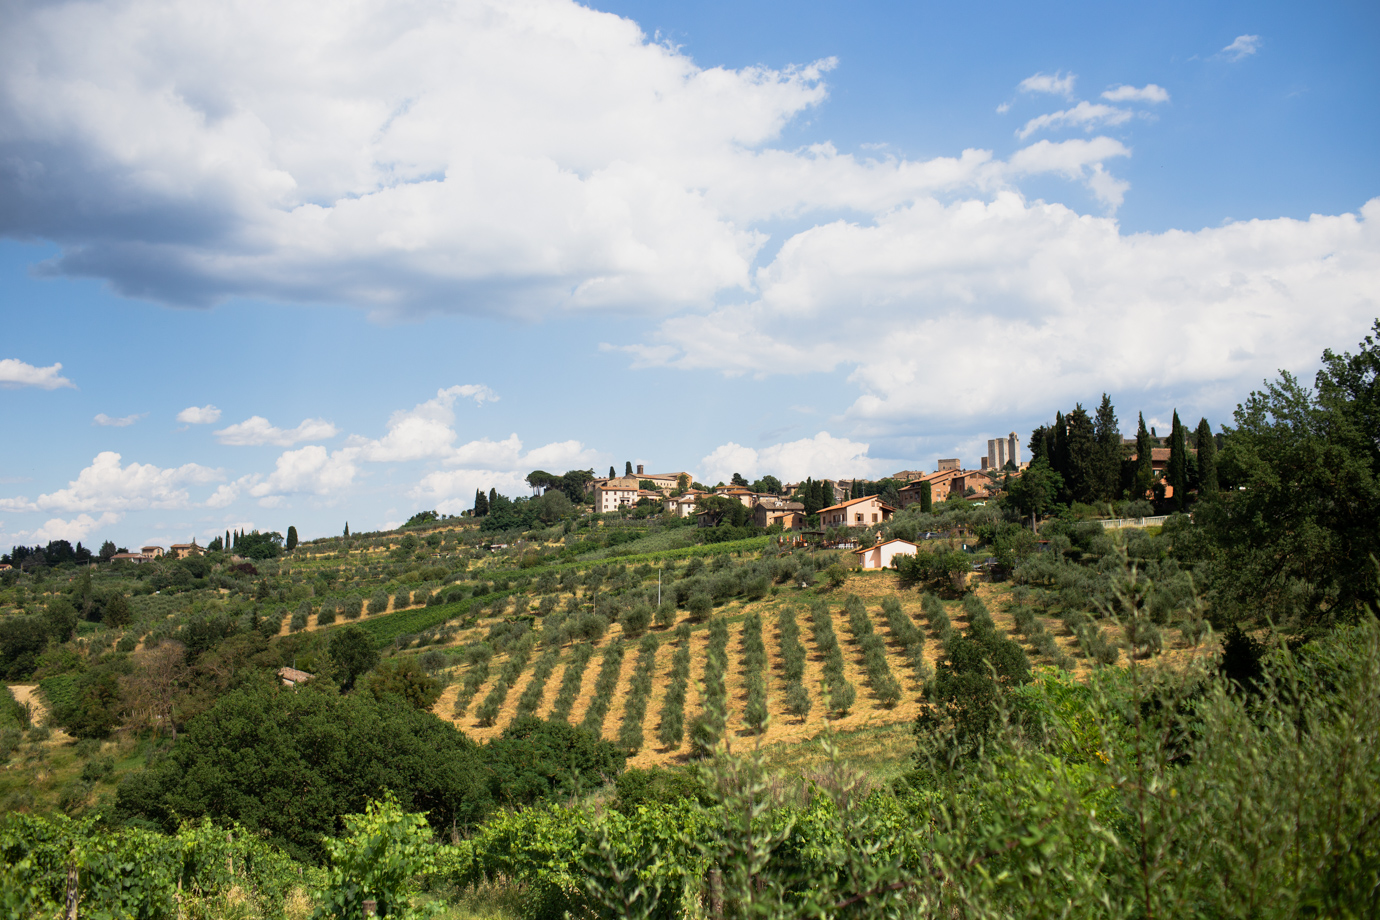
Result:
[0, 0, 1134, 316]
[0, 359, 74, 389]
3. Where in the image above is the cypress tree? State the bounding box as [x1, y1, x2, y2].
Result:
[1195, 417, 1218, 497]
[488, 488, 498, 512]
[920, 480, 932, 513]
[1133, 413, 1154, 499]
[609, 465, 616, 479]
[1167, 410, 1189, 510]
[1092, 394, 1121, 502]
[224, 530, 231, 552]
[343, 522, 350, 538]
[474, 489, 489, 517]
[1065, 404, 1097, 504]
[286, 526, 298, 551]
[1052, 411, 1070, 499]
[625, 461, 633, 477]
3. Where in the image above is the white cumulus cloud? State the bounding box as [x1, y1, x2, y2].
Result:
[0, 512, 121, 548]
[0, 451, 222, 513]
[0, 359, 75, 389]
[354, 385, 493, 463]
[1102, 84, 1170, 104]
[177, 405, 222, 424]
[1222, 34, 1261, 61]
[622, 196, 1380, 432]
[214, 416, 339, 446]
[247, 446, 360, 500]
[700, 432, 883, 485]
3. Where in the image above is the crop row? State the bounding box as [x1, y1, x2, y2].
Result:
[656, 624, 692, 749]
[617, 634, 661, 753]
[580, 642, 627, 735]
[741, 612, 768, 733]
[515, 645, 561, 718]
[475, 633, 537, 726]
[808, 600, 856, 716]
[548, 642, 596, 723]
[842, 595, 903, 708]
[881, 596, 931, 683]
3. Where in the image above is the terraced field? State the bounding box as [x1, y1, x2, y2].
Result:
[428, 572, 1127, 768]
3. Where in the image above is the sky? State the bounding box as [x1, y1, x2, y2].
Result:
[1, 0, 1377, 550]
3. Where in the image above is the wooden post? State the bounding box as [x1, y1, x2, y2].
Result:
[362, 898, 377, 917]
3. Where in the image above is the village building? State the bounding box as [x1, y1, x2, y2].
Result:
[852, 537, 919, 570]
[111, 552, 153, 563]
[663, 491, 705, 517]
[140, 545, 165, 558]
[753, 499, 806, 530]
[818, 495, 896, 528]
[168, 540, 203, 559]
[593, 477, 641, 513]
[277, 667, 313, 688]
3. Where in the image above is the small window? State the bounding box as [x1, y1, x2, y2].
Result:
[855, 513, 863, 523]
[872, 514, 878, 522]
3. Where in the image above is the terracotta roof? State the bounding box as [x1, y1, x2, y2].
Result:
[817, 496, 898, 514]
[850, 538, 918, 554]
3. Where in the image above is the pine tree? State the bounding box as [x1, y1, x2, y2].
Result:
[474, 489, 489, 517]
[1065, 404, 1097, 504]
[1167, 410, 1189, 510]
[1133, 413, 1154, 499]
[1093, 394, 1121, 502]
[286, 526, 298, 551]
[1195, 417, 1219, 497]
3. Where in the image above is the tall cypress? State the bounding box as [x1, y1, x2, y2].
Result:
[225, 530, 231, 552]
[343, 523, 349, 538]
[1052, 411, 1070, 499]
[1195, 417, 1218, 498]
[1133, 414, 1154, 499]
[286, 526, 298, 551]
[474, 489, 489, 517]
[609, 465, 616, 480]
[1167, 410, 1188, 509]
[1065, 405, 1097, 504]
[1092, 394, 1121, 502]
[625, 461, 633, 477]
[920, 480, 933, 513]
[488, 488, 499, 512]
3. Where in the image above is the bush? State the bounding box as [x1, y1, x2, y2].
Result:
[620, 603, 653, 639]
[687, 592, 712, 622]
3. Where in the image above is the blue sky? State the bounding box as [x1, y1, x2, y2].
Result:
[1, 0, 1377, 550]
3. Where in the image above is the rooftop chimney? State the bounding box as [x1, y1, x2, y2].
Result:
[637, 464, 644, 475]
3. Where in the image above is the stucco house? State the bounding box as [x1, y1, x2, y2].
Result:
[852, 537, 919, 570]
[753, 499, 806, 530]
[818, 495, 896, 528]
[140, 545, 165, 558]
[593, 477, 641, 513]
